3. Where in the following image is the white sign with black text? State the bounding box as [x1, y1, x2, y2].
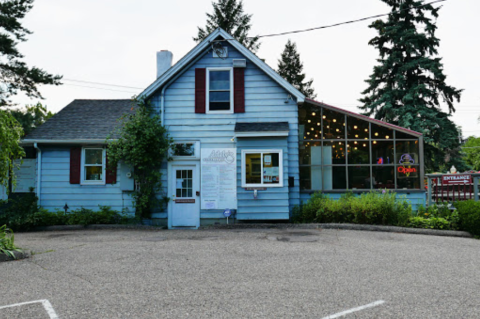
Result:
[201, 148, 237, 210]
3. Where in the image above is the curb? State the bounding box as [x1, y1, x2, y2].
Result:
[0, 250, 28, 262]
[32, 224, 167, 232]
[200, 223, 473, 238]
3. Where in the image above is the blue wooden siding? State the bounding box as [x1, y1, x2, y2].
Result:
[235, 137, 290, 220]
[39, 147, 134, 213]
[150, 43, 300, 220]
[299, 191, 426, 211]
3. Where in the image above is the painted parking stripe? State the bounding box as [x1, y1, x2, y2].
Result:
[0, 299, 59, 319]
[321, 300, 385, 319]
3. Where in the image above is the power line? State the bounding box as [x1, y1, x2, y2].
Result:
[63, 83, 138, 94]
[212, 0, 446, 42]
[63, 78, 143, 90]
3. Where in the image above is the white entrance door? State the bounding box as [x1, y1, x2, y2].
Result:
[171, 165, 199, 227]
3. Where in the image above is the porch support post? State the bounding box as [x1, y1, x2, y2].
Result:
[474, 176, 479, 202]
[427, 176, 432, 206]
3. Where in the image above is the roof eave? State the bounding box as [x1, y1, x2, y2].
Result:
[21, 139, 117, 145]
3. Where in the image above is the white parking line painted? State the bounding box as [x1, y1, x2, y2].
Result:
[321, 300, 385, 319]
[0, 299, 59, 319]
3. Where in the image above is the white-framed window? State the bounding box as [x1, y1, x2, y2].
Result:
[206, 67, 233, 113]
[242, 149, 283, 187]
[170, 141, 200, 160]
[81, 147, 106, 184]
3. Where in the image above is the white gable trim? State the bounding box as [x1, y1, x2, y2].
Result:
[140, 28, 305, 103]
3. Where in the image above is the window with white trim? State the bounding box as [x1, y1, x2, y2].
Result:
[81, 148, 105, 184]
[242, 150, 283, 187]
[207, 68, 233, 113]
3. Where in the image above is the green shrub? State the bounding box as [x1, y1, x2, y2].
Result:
[292, 190, 413, 226]
[408, 216, 453, 230]
[35, 208, 67, 226]
[0, 193, 39, 231]
[454, 200, 480, 236]
[0, 225, 20, 259]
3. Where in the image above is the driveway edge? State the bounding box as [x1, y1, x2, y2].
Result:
[200, 223, 473, 238]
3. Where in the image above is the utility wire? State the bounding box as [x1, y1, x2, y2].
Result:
[212, 0, 446, 42]
[63, 83, 138, 94]
[63, 78, 143, 90]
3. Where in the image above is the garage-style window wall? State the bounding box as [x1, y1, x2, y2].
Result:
[299, 104, 422, 191]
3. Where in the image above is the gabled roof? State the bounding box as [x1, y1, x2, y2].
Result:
[141, 28, 305, 103]
[23, 99, 135, 143]
[305, 98, 422, 137]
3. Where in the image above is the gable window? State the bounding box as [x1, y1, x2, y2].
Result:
[207, 68, 233, 113]
[81, 148, 105, 184]
[242, 150, 283, 187]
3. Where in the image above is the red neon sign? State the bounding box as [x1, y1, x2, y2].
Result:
[397, 166, 417, 175]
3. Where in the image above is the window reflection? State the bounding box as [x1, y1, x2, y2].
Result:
[298, 105, 421, 191]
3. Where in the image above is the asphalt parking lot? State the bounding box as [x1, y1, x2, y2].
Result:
[2, 228, 480, 318]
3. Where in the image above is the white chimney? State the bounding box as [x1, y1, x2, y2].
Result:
[156, 50, 173, 78]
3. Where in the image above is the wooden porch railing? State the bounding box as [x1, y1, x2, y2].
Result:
[426, 173, 480, 206]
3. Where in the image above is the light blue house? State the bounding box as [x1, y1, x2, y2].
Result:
[21, 28, 426, 228]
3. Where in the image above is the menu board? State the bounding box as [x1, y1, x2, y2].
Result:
[13, 159, 36, 193]
[201, 148, 237, 210]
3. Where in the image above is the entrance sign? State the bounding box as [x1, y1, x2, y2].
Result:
[442, 174, 472, 185]
[13, 159, 36, 193]
[201, 148, 237, 210]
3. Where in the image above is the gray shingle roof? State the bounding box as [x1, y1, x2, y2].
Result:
[24, 99, 135, 141]
[235, 122, 289, 132]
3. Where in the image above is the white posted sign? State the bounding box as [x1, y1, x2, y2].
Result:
[201, 148, 237, 210]
[13, 159, 36, 193]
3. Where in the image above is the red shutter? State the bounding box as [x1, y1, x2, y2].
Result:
[234, 68, 245, 113]
[105, 154, 117, 184]
[70, 147, 81, 184]
[195, 68, 206, 113]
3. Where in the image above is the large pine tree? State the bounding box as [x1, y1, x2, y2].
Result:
[359, 0, 466, 172]
[277, 40, 316, 99]
[194, 0, 260, 52]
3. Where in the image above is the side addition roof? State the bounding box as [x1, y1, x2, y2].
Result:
[305, 98, 422, 137]
[23, 99, 135, 144]
[140, 28, 305, 103]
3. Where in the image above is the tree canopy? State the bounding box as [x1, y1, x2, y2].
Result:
[0, 0, 61, 188]
[0, 111, 25, 189]
[7, 103, 54, 136]
[277, 40, 316, 99]
[358, 0, 465, 172]
[463, 136, 480, 171]
[0, 0, 62, 107]
[194, 0, 260, 52]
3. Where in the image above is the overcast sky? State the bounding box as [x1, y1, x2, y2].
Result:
[14, 0, 480, 137]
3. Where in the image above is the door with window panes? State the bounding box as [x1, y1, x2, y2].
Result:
[171, 165, 199, 227]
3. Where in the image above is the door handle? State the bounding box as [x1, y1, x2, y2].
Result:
[196, 191, 200, 196]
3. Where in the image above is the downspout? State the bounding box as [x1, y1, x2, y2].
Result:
[34, 142, 42, 206]
[161, 87, 165, 125]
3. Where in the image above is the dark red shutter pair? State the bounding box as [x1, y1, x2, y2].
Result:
[69, 147, 116, 184]
[195, 68, 245, 113]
